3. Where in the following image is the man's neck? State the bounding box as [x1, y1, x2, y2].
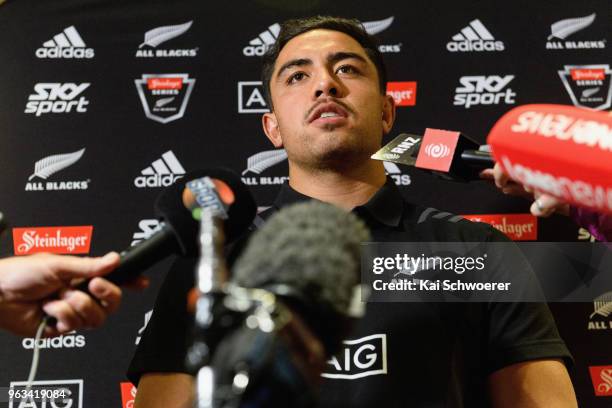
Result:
[288, 160, 387, 210]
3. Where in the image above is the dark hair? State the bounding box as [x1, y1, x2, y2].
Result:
[261, 16, 387, 110]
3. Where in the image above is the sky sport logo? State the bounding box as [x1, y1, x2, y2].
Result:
[25, 83, 90, 116]
[453, 75, 516, 108]
[386, 82, 417, 106]
[322, 334, 387, 380]
[447, 19, 504, 52]
[25, 148, 89, 192]
[36, 25, 94, 59]
[558, 65, 612, 110]
[134, 150, 185, 188]
[12, 226, 93, 255]
[546, 13, 606, 50]
[136, 21, 198, 58]
[131, 220, 162, 246]
[8, 379, 83, 408]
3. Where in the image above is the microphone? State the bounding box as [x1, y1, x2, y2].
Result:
[84, 168, 256, 287]
[232, 200, 370, 355]
[371, 129, 494, 181]
[197, 201, 370, 407]
[486, 104, 612, 214]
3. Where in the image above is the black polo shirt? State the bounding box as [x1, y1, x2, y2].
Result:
[128, 179, 572, 407]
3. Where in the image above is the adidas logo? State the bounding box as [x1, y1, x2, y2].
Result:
[446, 19, 504, 52]
[243, 23, 280, 56]
[35, 26, 94, 59]
[134, 150, 185, 188]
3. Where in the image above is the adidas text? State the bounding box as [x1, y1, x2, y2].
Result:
[447, 40, 504, 52]
[23, 333, 85, 349]
[243, 44, 270, 56]
[134, 174, 183, 188]
[36, 47, 94, 59]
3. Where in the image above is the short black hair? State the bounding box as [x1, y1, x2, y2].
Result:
[261, 16, 387, 110]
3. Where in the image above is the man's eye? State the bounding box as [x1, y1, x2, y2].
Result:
[337, 65, 358, 74]
[287, 72, 306, 84]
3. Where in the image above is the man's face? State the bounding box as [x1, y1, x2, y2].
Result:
[262, 29, 395, 170]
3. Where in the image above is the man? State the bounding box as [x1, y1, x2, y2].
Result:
[0, 252, 126, 336]
[129, 16, 577, 407]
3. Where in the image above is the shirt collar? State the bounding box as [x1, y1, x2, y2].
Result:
[273, 177, 404, 228]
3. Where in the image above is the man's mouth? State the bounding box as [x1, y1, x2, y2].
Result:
[308, 103, 349, 123]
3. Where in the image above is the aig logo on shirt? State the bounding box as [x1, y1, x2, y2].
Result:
[322, 334, 388, 380]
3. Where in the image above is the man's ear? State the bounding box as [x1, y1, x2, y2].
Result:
[382, 94, 396, 136]
[262, 112, 283, 148]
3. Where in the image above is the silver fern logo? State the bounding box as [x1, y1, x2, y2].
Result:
[136, 21, 198, 58]
[363, 16, 394, 35]
[25, 148, 90, 192]
[588, 292, 612, 331]
[241, 149, 288, 186]
[546, 13, 605, 50]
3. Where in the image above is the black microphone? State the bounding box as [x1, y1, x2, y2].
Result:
[372, 130, 494, 181]
[83, 168, 256, 287]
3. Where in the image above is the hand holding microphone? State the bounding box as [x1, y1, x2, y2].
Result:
[0, 252, 127, 336]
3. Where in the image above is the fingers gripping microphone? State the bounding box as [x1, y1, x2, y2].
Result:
[487, 104, 612, 214]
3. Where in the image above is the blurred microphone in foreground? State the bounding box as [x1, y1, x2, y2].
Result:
[187, 201, 369, 408]
[481, 104, 612, 241]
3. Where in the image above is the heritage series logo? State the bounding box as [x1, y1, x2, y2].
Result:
[135, 21, 198, 58]
[558, 65, 612, 110]
[135, 74, 196, 123]
[12, 226, 93, 255]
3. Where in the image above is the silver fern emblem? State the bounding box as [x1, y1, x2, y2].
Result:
[242, 149, 287, 175]
[591, 291, 612, 319]
[548, 13, 596, 40]
[581, 87, 600, 98]
[28, 148, 85, 181]
[363, 16, 394, 35]
[155, 97, 175, 108]
[139, 21, 193, 48]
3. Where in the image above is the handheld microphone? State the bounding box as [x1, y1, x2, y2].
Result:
[486, 104, 612, 214]
[82, 168, 256, 287]
[371, 129, 494, 181]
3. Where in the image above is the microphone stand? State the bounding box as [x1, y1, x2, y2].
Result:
[190, 206, 228, 408]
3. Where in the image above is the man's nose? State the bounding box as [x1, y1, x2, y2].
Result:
[314, 71, 342, 98]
